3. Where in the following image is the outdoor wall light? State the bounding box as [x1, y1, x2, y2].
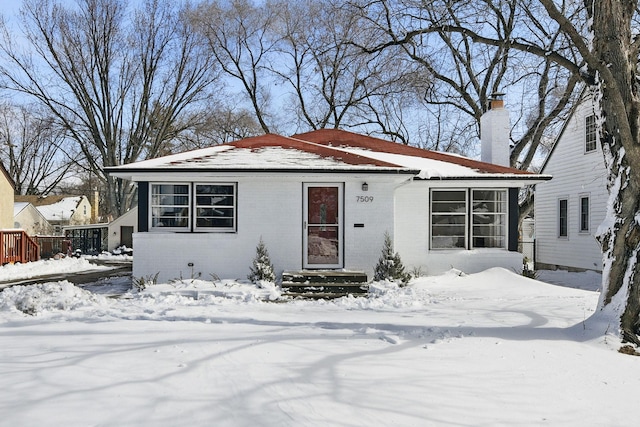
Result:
[362, 182, 369, 191]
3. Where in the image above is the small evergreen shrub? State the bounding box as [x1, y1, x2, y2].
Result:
[248, 237, 276, 283]
[374, 232, 411, 285]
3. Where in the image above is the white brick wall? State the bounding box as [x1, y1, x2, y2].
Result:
[395, 181, 522, 276]
[133, 174, 525, 283]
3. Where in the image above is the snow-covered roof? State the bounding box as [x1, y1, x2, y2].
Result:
[13, 196, 84, 222]
[13, 202, 29, 216]
[107, 129, 550, 182]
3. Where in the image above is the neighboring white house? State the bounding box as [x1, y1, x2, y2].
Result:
[534, 92, 607, 272]
[15, 195, 93, 235]
[13, 202, 53, 235]
[108, 107, 550, 283]
[108, 206, 137, 251]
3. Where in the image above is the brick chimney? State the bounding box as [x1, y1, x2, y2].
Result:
[480, 92, 511, 167]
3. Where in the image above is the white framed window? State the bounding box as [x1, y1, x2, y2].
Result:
[558, 198, 568, 238]
[585, 115, 597, 153]
[430, 189, 508, 250]
[194, 183, 236, 231]
[431, 190, 467, 249]
[149, 183, 237, 232]
[579, 195, 590, 232]
[150, 183, 190, 230]
[471, 189, 507, 249]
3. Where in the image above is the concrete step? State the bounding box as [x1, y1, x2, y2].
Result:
[282, 270, 368, 284]
[281, 270, 368, 297]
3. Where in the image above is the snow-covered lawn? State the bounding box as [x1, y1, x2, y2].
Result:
[0, 264, 637, 426]
[0, 257, 110, 283]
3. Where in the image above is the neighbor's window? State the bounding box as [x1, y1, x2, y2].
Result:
[150, 184, 190, 229]
[580, 196, 590, 232]
[195, 184, 236, 231]
[431, 189, 508, 249]
[471, 190, 507, 248]
[585, 115, 597, 153]
[559, 198, 568, 237]
[430, 190, 467, 249]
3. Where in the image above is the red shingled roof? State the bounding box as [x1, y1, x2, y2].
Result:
[292, 128, 533, 175]
[226, 133, 402, 168]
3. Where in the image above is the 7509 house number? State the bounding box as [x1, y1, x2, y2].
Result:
[356, 196, 374, 203]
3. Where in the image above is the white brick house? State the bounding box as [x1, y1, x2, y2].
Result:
[108, 128, 550, 283]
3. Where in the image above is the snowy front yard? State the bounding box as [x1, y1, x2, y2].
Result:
[0, 261, 637, 426]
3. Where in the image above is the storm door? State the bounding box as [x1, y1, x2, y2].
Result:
[303, 184, 343, 269]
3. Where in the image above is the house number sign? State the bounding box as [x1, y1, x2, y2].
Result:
[356, 196, 374, 203]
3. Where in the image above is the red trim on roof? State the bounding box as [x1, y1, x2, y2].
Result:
[293, 128, 533, 175]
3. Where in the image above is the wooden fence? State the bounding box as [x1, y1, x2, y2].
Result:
[34, 236, 68, 259]
[0, 230, 40, 265]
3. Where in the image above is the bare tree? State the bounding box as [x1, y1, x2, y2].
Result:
[350, 0, 583, 169]
[0, 103, 78, 195]
[0, 0, 218, 216]
[191, 0, 280, 134]
[346, 0, 586, 226]
[175, 104, 263, 150]
[410, 0, 640, 348]
[273, 0, 416, 137]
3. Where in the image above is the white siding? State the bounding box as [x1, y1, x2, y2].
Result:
[535, 99, 608, 271]
[14, 204, 52, 235]
[108, 207, 138, 251]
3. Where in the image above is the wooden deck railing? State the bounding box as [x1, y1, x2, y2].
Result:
[0, 230, 40, 265]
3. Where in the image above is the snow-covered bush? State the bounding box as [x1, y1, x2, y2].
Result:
[374, 232, 411, 285]
[248, 237, 276, 284]
[132, 273, 159, 292]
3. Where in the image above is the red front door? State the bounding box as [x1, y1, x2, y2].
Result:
[303, 184, 343, 268]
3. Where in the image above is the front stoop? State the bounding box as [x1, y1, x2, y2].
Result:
[281, 270, 368, 298]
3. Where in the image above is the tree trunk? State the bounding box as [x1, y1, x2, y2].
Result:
[591, 0, 640, 345]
